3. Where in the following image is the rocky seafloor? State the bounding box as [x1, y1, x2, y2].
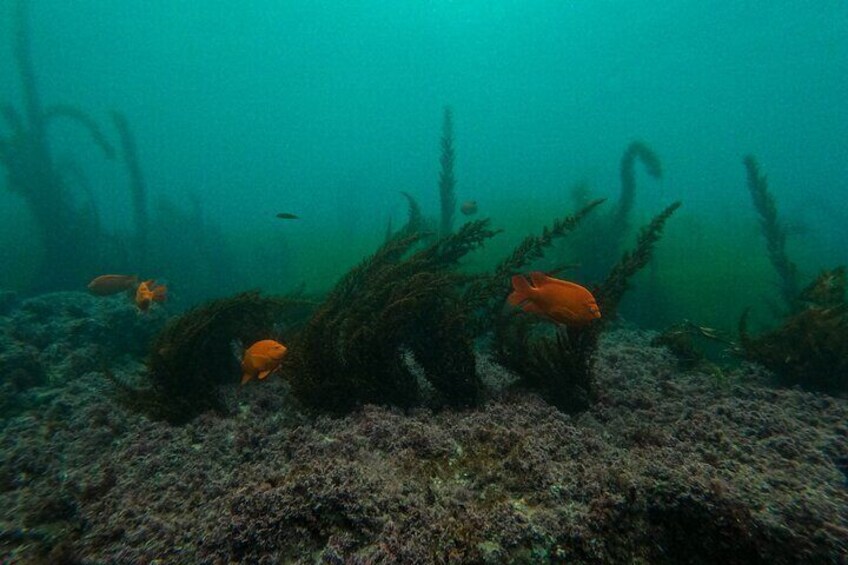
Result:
[0, 291, 846, 564]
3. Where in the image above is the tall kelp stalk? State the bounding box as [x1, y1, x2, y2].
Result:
[0, 0, 116, 291]
[740, 268, 848, 394]
[110, 292, 315, 424]
[112, 112, 148, 273]
[563, 142, 662, 283]
[494, 202, 681, 413]
[612, 141, 663, 244]
[288, 221, 499, 414]
[743, 156, 799, 311]
[438, 106, 456, 237]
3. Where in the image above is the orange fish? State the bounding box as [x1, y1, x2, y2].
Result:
[460, 200, 478, 216]
[508, 271, 601, 326]
[135, 280, 167, 312]
[241, 339, 288, 384]
[87, 274, 138, 296]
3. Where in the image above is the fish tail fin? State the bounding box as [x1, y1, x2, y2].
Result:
[240, 371, 253, 385]
[153, 284, 167, 302]
[508, 275, 534, 306]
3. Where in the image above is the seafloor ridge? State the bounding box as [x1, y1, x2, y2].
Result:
[1, 292, 845, 563]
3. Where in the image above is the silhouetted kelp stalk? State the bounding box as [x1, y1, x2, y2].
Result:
[385, 190, 432, 244]
[740, 267, 848, 395]
[109, 292, 314, 424]
[0, 1, 119, 289]
[112, 111, 149, 272]
[494, 202, 681, 413]
[439, 106, 457, 236]
[611, 141, 663, 247]
[743, 156, 799, 311]
[565, 142, 662, 283]
[288, 221, 499, 414]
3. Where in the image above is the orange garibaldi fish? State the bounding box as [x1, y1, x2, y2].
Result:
[241, 339, 288, 385]
[135, 280, 167, 312]
[508, 271, 601, 326]
[87, 274, 138, 296]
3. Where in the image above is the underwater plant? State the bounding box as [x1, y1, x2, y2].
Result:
[112, 111, 149, 273]
[563, 142, 663, 283]
[288, 221, 499, 413]
[0, 1, 117, 290]
[494, 202, 681, 412]
[385, 190, 433, 244]
[743, 155, 799, 312]
[111, 292, 313, 424]
[438, 106, 457, 236]
[736, 157, 848, 394]
[740, 268, 848, 395]
[611, 141, 663, 249]
[594, 201, 681, 318]
[464, 198, 606, 331]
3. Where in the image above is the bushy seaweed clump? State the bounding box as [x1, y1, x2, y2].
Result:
[741, 268, 848, 394]
[494, 202, 681, 412]
[113, 292, 313, 424]
[288, 221, 499, 414]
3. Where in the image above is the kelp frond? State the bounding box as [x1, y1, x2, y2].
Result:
[494, 317, 599, 413]
[289, 223, 497, 413]
[493, 201, 680, 413]
[400, 191, 425, 235]
[611, 141, 663, 243]
[439, 106, 456, 236]
[596, 201, 681, 320]
[117, 292, 305, 424]
[495, 198, 606, 279]
[43, 104, 115, 160]
[464, 199, 605, 322]
[740, 267, 848, 394]
[743, 155, 799, 310]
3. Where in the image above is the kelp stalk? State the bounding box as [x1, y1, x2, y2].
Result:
[743, 156, 799, 311]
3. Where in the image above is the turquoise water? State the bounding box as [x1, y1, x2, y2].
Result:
[1, 1, 846, 319]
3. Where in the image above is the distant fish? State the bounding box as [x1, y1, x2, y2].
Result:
[460, 200, 478, 216]
[276, 213, 299, 220]
[87, 274, 138, 296]
[135, 279, 167, 312]
[241, 339, 288, 384]
[508, 271, 601, 326]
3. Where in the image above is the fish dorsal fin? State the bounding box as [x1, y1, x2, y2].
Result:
[531, 271, 584, 291]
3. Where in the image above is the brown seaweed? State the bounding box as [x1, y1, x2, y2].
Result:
[494, 202, 681, 412]
[740, 268, 848, 394]
[288, 221, 499, 413]
[743, 156, 799, 311]
[114, 292, 313, 424]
